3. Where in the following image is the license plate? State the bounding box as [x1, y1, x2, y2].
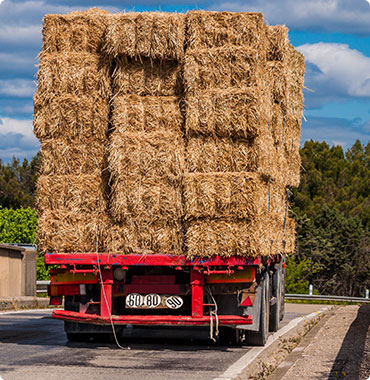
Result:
[125, 293, 183, 309]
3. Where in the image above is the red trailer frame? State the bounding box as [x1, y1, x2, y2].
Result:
[45, 253, 266, 327]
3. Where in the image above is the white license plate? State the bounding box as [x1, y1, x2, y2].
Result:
[125, 293, 183, 309]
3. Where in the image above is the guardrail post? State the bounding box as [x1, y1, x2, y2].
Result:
[366, 289, 369, 299]
[309, 284, 313, 296]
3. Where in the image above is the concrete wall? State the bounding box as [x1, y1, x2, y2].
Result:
[0, 245, 24, 297]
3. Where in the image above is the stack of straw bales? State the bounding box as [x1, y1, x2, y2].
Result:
[34, 9, 304, 257]
[104, 13, 186, 254]
[34, 9, 111, 253]
[183, 11, 304, 257]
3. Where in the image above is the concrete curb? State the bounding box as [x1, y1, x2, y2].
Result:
[0, 296, 50, 311]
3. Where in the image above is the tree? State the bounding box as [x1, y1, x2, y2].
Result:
[289, 140, 370, 296]
[0, 153, 40, 209]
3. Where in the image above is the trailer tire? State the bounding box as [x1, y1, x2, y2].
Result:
[218, 327, 242, 346]
[246, 271, 269, 346]
[269, 263, 282, 332]
[66, 333, 91, 342]
[280, 263, 285, 321]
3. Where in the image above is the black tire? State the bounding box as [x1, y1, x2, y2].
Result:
[269, 263, 282, 332]
[246, 271, 270, 346]
[280, 264, 286, 321]
[66, 333, 91, 342]
[218, 327, 242, 346]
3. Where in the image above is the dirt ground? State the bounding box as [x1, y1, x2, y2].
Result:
[281, 305, 370, 380]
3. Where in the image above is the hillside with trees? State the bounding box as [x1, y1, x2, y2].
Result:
[0, 141, 369, 295]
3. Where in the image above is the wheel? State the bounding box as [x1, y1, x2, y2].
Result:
[269, 263, 283, 332]
[66, 333, 91, 342]
[246, 271, 269, 346]
[280, 263, 286, 321]
[218, 327, 242, 346]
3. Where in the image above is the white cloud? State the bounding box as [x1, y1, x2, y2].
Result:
[211, 0, 370, 35]
[0, 24, 41, 48]
[0, 117, 38, 147]
[0, 79, 36, 97]
[298, 43, 370, 106]
[2, 104, 34, 115]
[301, 116, 370, 149]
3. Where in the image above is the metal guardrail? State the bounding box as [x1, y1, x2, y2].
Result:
[36, 281, 369, 302]
[285, 293, 370, 303]
[36, 280, 50, 294]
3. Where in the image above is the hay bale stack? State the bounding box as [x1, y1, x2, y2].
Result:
[106, 12, 186, 255]
[35, 9, 111, 254]
[183, 11, 302, 257]
[34, 9, 304, 257]
[265, 26, 305, 188]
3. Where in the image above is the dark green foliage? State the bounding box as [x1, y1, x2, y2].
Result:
[0, 153, 40, 209]
[289, 140, 370, 297]
[0, 207, 37, 244]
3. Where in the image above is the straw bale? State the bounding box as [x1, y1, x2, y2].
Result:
[37, 210, 109, 254]
[185, 213, 284, 258]
[106, 220, 183, 255]
[37, 52, 111, 98]
[184, 172, 286, 220]
[103, 12, 185, 60]
[265, 25, 290, 61]
[39, 139, 105, 175]
[184, 46, 264, 94]
[36, 173, 107, 215]
[41, 8, 110, 55]
[110, 176, 183, 223]
[275, 144, 301, 188]
[111, 95, 183, 134]
[286, 47, 305, 120]
[108, 130, 185, 184]
[185, 87, 270, 139]
[284, 116, 301, 154]
[281, 217, 296, 254]
[112, 56, 182, 96]
[271, 103, 284, 146]
[186, 11, 265, 51]
[33, 93, 109, 142]
[267, 61, 288, 105]
[186, 135, 278, 179]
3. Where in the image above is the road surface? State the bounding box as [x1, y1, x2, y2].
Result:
[0, 304, 322, 380]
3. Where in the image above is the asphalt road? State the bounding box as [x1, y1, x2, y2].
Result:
[0, 304, 322, 380]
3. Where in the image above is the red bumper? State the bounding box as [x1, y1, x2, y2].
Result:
[53, 309, 253, 326]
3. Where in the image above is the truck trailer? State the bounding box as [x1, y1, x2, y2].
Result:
[46, 252, 285, 345]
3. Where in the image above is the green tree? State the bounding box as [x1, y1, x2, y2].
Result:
[0, 207, 37, 244]
[0, 153, 40, 209]
[289, 140, 370, 297]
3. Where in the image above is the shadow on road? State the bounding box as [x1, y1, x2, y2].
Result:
[328, 304, 370, 380]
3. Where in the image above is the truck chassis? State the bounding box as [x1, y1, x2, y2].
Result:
[45, 253, 285, 345]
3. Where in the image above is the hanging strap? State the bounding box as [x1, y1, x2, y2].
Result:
[268, 175, 271, 212]
[283, 187, 290, 232]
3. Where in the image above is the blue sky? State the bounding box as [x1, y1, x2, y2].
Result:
[0, 0, 370, 162]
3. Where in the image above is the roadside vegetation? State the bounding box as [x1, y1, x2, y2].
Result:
[0, 140, 369, 295]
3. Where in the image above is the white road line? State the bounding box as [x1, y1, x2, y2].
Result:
[0, 309, 53, 316]
[213, 306, 332, 380]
